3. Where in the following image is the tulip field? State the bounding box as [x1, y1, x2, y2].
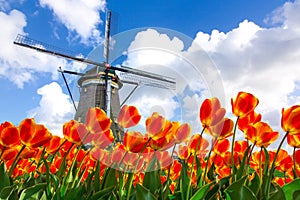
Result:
[1, 91, 300, 199]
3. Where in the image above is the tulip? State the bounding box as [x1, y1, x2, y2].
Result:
[231, 92, 259, 118]
[118, 105, 141, 128]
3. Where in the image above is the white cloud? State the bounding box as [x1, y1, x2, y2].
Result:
[0, 9, 80, 88]
[27, 82, 75, 136]
[194, 1, 300, 128]
[118, 28, 223, 135]
[39, 0, 106, 45]
[120, 0, 300, 145]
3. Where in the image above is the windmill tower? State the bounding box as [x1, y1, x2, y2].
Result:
[13, 11, 176, 140]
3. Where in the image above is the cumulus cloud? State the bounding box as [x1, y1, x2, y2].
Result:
[120, 0, 300, 146]
[0, 9, 85, 88]
[194, 2, 300, 126]
[192, 0, 300, 150]
[39, 0, 106, 45]
[27, 82, 75, 136]
[119, 28, 223, 134]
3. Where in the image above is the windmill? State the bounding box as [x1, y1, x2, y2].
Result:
[13, 11, 176, 141]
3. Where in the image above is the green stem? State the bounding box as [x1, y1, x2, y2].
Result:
[203, 137, 217, 185]
[186, 126, 206, 199]
[231, 116, 239, 183]
[126, 137, 152, 200]
[267, 131, 289, 198]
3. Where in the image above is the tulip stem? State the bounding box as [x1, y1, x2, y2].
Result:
[186, 126, 206, 199]
[126, 137, 152, 200]
[203, 137, 217, 185]
[267, 131, 289, 198]
[230, 116, 239, 183]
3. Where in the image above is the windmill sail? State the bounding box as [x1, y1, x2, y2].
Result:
[14, 34, 176, 88]
[14, 32, 176, 141]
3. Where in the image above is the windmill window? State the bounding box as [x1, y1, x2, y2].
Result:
[84, 87, 87, 92]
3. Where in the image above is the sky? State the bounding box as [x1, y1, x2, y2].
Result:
[1, 0, 300, 151]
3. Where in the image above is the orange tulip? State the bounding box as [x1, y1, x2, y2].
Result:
[0, 122, 20, 148]
[118, 105, 141, 128]
[174, 123, 191, 144]
[146, 113, 175, 150]
[19, 118, 52, 148]
[281, 105, 300, 134]
[177, 145, 189, 160]
[187, 134, 209, 156]
[44, 136, 62, 155]
[123, 131, 148, 153]
[200, 98, 226, 127]
[207, 118, 233, 138]
[91, 129, 114, 149]
[245, 122, 279, 148]
[168, 159, 182, 181]
[63, 120, 88, 145]
[287, 133, 300, 148]
[1, 148, 18, 161]
[213, 138, 230, 155]
[85, 107, 111, 134]
[231, 92, 259, 118]
[146, 112, 172, 140]
[233, 140, 249, 160]
[273, 149, 293, 173]
[238, 111, 261, 132]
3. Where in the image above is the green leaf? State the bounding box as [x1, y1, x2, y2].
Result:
[136, 184, 157, 200]
[204, 183, 219, 200]
[207, 164, 215, 182]
[19, 183, 47, 200]
[269, 186, 286, 200]
[65, 185, 86, 200]
[190, 182, 213, 200]
[236, 145, 251, 180]
[103, 167, 118, 189]
[90, 186, 115, 200]
[143, 169, 161, 195]
[282, 178, 300, 200]
[225, 186, 256, 200]
[262, 147, 270, 176]
[93, 161, 101, 192]
[0, 162, 10, 192]
[225, 175, 256, 200]
[0, 185, 16, 200]
[168, 191, 181, 200]
[248, 172, 260, 196]
[293, 190, 300, 200]
[56, 155, 67, 178]
[179, 163, 189, 200]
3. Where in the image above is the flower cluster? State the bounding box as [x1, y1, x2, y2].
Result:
[0, 92, 300, 199]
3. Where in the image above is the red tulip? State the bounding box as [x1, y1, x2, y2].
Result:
[0, 122, 20, 148]
[118, 105, 141, 128]
[86, 107, 111, 134]
[63, 120, 88, 145]
[200, 98, 226, 127]
[281, 105, 300, 134]
[246, 122, 279, 148]
[19, 118, 52, 148]
[231, 92, 259, 118]
[123, 131, 148, 153]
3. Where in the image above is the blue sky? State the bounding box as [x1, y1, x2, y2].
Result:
[1, 0, 300, 150]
